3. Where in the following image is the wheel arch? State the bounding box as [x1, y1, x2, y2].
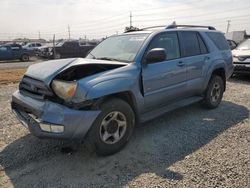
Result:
[211, 68, 226, 91]
[93, 91, 139, 124]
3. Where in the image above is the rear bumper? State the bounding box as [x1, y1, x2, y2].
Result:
[233, 63, 250, 75]
[11, 90, 100, 140]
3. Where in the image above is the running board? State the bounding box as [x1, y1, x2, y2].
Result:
[140, 96, 203, 122]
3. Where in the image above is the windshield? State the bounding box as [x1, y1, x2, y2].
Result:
[236, 39, 250, 50]
[86, 34, 149, 62]
[56, 42, 64, 46]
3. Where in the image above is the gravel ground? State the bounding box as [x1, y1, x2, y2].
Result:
[0, 76, 250, 188]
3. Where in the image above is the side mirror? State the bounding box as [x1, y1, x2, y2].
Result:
[145, 48, 166, 64]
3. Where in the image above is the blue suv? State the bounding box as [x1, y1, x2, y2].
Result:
[11, 25, 233, 155]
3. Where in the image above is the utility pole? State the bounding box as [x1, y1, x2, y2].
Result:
[130, 11, 132, 28]
[68, 25, 71, 40]
[53, 34, 56, 59]
[38, 31, 41, 39]
[226, 20, 231, 33]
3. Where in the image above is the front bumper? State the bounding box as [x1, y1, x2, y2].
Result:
[11, 90, 100, 140]
[233, 63, 250, 75]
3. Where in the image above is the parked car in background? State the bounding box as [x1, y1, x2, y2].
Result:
[38, 40, 96, 59]
[232, 38, 250, 75]
[227, 39, 237, 50]
[11, 25, 233, 156]
[0, 44, 31, 61]
[23, 42, 42, 55]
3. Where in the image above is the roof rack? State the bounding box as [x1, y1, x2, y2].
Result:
[166, 25, 216, 30]
[140, 25, 166, 30]
[124, 26, 166, 33]
[124, 24, 216, 33]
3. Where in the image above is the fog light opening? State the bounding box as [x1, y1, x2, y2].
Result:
[40, 123, 64, 133]
[51, 125, 64, 133]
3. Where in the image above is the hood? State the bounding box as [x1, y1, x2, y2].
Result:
[25, 58, 129, 86]
[232, 49, 250, 56]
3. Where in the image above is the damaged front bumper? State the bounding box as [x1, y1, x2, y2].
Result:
[11, 90, 100, 140]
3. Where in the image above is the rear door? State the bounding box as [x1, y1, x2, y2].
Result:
[178, 31, 210, 96]
[142, 32, 187, 111]
[11, 45, 22, 59]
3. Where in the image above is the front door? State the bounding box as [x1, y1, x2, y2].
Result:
[142, 32, 187, 111]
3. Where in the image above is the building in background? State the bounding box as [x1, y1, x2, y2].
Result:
[225, 31, 250, 44]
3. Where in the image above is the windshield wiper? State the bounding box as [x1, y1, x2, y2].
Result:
[96, 57, 129, 63]
[96, 57, 117, 61]
[88, 52, 96, 59]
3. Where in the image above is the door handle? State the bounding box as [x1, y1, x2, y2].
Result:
[178, 61, 185, 67]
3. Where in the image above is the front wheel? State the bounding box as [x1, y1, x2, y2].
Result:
[86, 98, 135, 156]
[20, 54, 29, 62]
[202, 76, 224, 109]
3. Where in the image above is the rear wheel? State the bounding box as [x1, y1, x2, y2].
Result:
[202, 76, 224, 109]
[86, 98, 135, 156]
[20, 54, 29, 62]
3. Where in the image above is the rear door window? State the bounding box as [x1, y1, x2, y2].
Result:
[179, 31, 201, 57]
[0, 46, 8, 51]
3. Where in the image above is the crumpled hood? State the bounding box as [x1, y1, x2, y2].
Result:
[25, 58, 128, 85]
[25, 58, 77, 83]
[24, 58, 138, 103]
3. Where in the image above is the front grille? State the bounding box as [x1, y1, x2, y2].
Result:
[19, 76, 54, 100]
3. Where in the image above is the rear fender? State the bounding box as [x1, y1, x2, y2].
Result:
[203, 60, 226, 91]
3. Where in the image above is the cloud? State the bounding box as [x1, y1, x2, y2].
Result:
[0, 0, 249, 39]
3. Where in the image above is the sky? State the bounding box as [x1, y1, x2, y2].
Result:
[0, 0, 250, 40]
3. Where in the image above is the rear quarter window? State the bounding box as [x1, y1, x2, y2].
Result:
[206, 32, 230, 50]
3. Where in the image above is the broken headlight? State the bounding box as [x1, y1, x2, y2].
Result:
[51, 80, 77, 102]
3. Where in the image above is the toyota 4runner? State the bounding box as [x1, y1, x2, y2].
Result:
[11, 25, 234, 155]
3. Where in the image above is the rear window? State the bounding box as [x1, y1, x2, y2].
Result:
[206, 32, 230, 50]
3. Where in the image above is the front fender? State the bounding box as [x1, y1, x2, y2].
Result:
[86, 78, 135, 99]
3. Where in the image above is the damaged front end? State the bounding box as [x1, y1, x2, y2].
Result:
[11, 58, 128, 139]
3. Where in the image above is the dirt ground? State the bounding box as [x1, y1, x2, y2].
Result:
[0, 69, 26, 85]
[0, 76, 250, 188]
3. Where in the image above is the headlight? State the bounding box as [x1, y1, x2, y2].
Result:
[51, 80, 77, 101]
[48, 47, 53, 52]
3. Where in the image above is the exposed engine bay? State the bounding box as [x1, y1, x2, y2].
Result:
[55, 63, 126, 81]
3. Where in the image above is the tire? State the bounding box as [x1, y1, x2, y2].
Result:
[20, 54, 29, 62]
[202, 75, 224, 109]
[86, 98, 135, 156]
